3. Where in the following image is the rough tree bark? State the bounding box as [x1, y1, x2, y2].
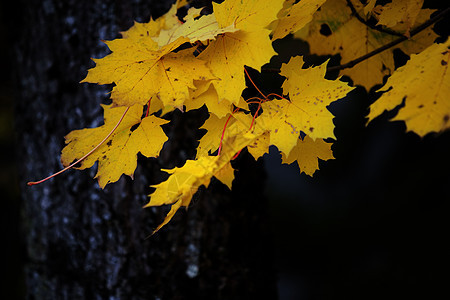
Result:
[12, 0, 276, 298]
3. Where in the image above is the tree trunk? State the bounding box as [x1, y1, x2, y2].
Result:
[12, 0, 276, 298]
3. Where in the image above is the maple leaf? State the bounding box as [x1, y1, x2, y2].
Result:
[368, 40, 450, 137]
[373, 0, 424, 37]
[61, 104, 169, 188]
[120, 19, 164, 40]
[214, 162, 235, 189]
[83, 38, 215, 109]
[184, 81, 248, 118]
[198, 30, 276, 104]
[145, 132, 259, 233]
[197, 0, 283, 104]
[154, 11, 239, 47]
[296, 0, 437, 89]
[118, 0, 182, 40]
[196, 113, 229, 158]
[247, 132, 270, 160]
[271, 0, 326, 41]
[258, 56, 354, 157]
[196, 111, 254, 158]
[115, 1, 180, 44]
[213, 0, 284, 31]
[281, 135, 334, 176]
[82, 5, 219, 110]
[155, 0, 182, 31]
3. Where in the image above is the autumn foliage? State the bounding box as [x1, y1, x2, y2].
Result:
[29, 0, 450, 233]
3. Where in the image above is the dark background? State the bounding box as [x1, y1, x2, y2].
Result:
[2, 0, 449, 299]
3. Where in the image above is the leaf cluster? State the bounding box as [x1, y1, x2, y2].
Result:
[33, 0, 450, 233]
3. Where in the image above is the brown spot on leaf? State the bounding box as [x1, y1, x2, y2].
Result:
[441, 60, 448, 66]
[418, 104, 424, 108]
[444, 115, 449, 123]
[107, 140, 112, 146]
[309, 127, 314, 132]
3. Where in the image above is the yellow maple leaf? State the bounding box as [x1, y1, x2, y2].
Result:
[281, 135, 334, 176]
[154, 12, 239, 47]
[258, 56, 354, 156]
[61, 104, 169, 188]
[374, 0, 424, 36]
[118, 0, 181, 40]
[196, 113, 228, 158]
[214, 162, 235, 189]
[145, 132, 259, 233]
[118, 1, 180, 41]
[196, 0, 283, 104]
[368, 40, 450, 137]
[296, 0, 437, 89]
[213, 0, 284, 31]
[82, 4, 219, 110]
[120, 19, 164, 40]
[198, 30, 276, 104]
[160, 1, 182, 30]
[145, 156, 216, 232]
[271, 0, 326, 41]
[196, 111, 254, 158]
[185, 80, 236, 118]
[247, 131, 270, 160]
[83, 39, 214, 109]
